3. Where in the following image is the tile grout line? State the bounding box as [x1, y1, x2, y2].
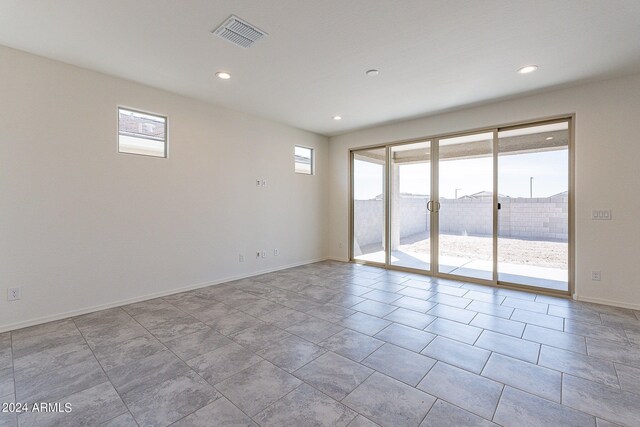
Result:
[490, 384, 506, 422]
[414, 396, 437, 426]
[418, 360, 503, 424]
[125, 304, 266, 426]
[479, 350, 494, 375]
[122, 304, 261, 421]
[251, 379, 369, 425]
[244, 383, 307, 426]
[70, 316, 141, 427]
[612, 362, 623, 390]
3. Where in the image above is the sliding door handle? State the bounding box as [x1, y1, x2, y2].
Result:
[427, 200, 440, 213]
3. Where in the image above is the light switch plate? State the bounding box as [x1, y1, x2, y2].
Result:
[592, 209, 612, 220]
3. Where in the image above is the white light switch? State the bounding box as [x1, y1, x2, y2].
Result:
[592, 209, 612, 220]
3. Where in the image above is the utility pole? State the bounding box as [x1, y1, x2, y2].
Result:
[530, 177, 534, 198]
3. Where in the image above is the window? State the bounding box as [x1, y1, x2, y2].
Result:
[118, 107, 167, 157]
[294, 145, 313, 174]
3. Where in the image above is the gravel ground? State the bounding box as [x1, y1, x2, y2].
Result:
[398, 233, 568, 269]
[362, 233, 569, 270]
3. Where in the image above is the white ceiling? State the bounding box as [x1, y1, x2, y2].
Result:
[1, 1, 639, 136]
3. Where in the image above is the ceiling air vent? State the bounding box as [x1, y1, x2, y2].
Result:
[212, 15, 267, 48]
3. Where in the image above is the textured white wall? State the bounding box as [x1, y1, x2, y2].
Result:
[329, 73, 640, 309]
[0, 45, 329, 331]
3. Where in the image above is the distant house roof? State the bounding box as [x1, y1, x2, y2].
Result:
[467, 191, 506, 199]
[400, 193, 429, 198]
[118, 110, 165, 141]
[470, 191, 493, 198]
[549, 190, 569, 199]
[294, 154, 311, 165]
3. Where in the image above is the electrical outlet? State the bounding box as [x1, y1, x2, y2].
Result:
[274, 249, 279, 256]
[338, 242, 343, 249]
[256, 179, 261, 186]
[262, 251, 267, 258]
[261, 179, 267, 187]
[8, 287, 20, 301]
[239, 254, 244, 263]
[591, 271, 602, 281]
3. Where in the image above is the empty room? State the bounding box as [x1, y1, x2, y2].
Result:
[1, 1, 640, 426]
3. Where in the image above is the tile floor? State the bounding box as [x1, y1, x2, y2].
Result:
[1, 261, 640, 426]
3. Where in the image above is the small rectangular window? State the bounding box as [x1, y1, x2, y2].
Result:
[295, 145, 313, 174]
[118, 107, 167, 157]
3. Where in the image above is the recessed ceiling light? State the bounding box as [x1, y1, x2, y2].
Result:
[216, 71, 231, 80]
[517, 65, 538, 74]
[333, 116, 342, 121]
[546, 136, 554, 140]
[366, 69, 379, 76]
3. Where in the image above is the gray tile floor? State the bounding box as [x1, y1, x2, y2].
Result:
[2, 261, 640, 426]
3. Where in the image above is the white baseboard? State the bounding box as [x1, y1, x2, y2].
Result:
[9, 258, 634, 334]
[0, 257, 329, 333]
[573, 295, 640, 311]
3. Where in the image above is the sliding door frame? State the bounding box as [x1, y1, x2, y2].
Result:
[349, 149, 386, 268]
[494, 117, 574, 295]
[349, 114, 575, 297]
[431, 139, 439, 277]
[384, 146, 392, 266]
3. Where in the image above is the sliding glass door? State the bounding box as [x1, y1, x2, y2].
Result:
[352, 148, 386, 264]
[389, 141, 432, 271]
[350, 118, 571, 294]
[497, 122, 569, 291]
[437, 132, 494, 281]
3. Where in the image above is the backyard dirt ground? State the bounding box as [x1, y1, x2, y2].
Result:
[399, 233, 568, 269]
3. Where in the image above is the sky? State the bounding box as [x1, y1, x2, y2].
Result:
[353, 149, 568, 200]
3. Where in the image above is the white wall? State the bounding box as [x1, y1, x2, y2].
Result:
[329, 73, 640, 309]
[0, 45, 329, 332]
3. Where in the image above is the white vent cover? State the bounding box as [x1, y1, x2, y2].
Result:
[212, 15, 267, 48]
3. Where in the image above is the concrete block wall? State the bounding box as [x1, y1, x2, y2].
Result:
[354, 195, 568, 247]
[439, 199, 493, 236]
[502, 196, 569, 241]
[398, 197, 429, 236]
[354, 199, 385, 247]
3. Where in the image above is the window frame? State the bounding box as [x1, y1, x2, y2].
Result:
[294, 145, 314, 175]
[117, 106, 169, 158]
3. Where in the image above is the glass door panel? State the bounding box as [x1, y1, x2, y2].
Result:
[437, 132, 494, 280]
[352, 148, 387, 264]
[389, 141, 431, 271]
[497, 122, 569, 291]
